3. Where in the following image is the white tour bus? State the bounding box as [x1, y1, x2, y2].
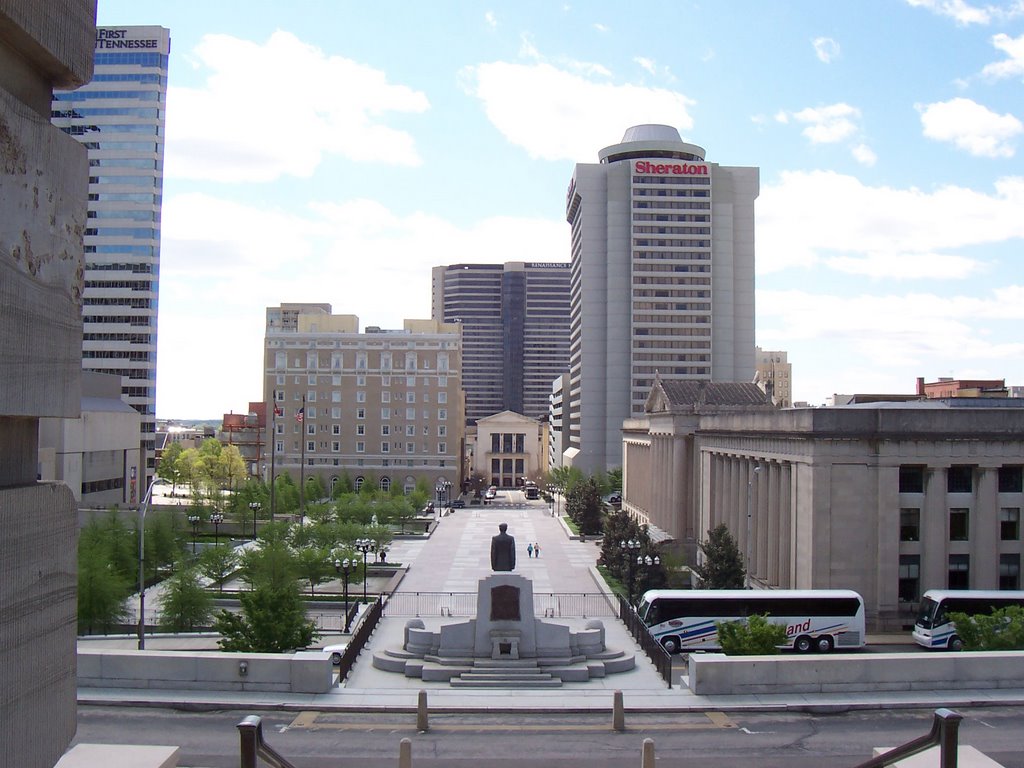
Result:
[912, 589, 1024, 651]
[636, 589, 866, 654]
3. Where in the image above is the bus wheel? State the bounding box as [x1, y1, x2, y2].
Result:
[815, 635, 834, 653]
[661, 636, 680, 654]
[948, 635, 963, 652]
[794, 635, 814, 653]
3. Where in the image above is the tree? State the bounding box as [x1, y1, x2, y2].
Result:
[157, 441, 184, 494]
[948, 606, 1024, 650]
[716, 614, 787, 655]
[77, 535, 131, 634]
[214, 582, 319, 653]
[694, 524, 746, 589]
[566, 477, 604, 535]
[239, 539, 296, 592]
[197, 544, 238, 592]
[158, 566, 214, 631]
[294, 546, 332, 595]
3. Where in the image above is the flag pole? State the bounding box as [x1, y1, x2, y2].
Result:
[269, 390, 276, 524]
[299, 395, 306, 525]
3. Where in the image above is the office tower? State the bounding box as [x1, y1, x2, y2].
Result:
[565, 124, 758, 472]
[431, 262, 570, 422]
[263, 304, 464, 495]
[754, 347, 792, 407]
[52, 25, 170, 497]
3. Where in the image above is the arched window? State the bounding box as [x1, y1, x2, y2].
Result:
[354, 475, 365, 492]
[380, 476, 391, 492]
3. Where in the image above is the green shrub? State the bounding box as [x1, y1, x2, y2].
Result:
[947, 606, 1024, 650]
[716, 613, 788, 655]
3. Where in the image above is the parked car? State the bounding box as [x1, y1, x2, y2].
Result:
[607, 493, 622, 506]
[451, 499, 466, 508]
[322, 642, 348, 665]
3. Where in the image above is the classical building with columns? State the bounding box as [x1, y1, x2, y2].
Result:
[623, 390, 1024, 631]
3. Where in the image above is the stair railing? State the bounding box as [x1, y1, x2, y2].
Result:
[851, 708, 963, 768]
[237, 715, 299, 768]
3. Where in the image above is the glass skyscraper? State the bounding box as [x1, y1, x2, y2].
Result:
[52, 25, 170, 496]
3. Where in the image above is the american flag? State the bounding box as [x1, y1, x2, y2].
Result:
[273, 404, 283, 417]
[295, 407, 304, 423]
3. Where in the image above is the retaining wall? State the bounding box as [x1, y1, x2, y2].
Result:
[78, 649, 334, 693]
[687, 651, 1024, 695]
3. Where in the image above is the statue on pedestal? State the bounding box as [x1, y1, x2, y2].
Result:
[490, 522, 516, 571]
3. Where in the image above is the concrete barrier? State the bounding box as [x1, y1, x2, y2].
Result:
[78, 649, 334, 693]
[687, 651, 1024, 695]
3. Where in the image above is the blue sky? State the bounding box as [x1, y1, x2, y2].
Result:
[96, 0, 1024, 418]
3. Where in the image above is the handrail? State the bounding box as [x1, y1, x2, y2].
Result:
[237, 715, 300, 768]
[851, 708, 963, 768]
[618, 595, 673, 687]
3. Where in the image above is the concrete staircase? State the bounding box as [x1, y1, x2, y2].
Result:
[449, 659, 564, 688]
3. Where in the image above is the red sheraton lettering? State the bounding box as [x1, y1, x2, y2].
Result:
[634, 160, 708, 176]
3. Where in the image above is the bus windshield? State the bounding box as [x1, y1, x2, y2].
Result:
[915, 596, 940, 628]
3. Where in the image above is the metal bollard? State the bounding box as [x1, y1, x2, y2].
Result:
[612, 689, 625, 732]
[640, 737, 655, 768]
[417, 689, 429, 732]
[399, 737, 412, 768]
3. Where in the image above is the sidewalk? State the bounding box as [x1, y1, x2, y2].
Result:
[78, 495, 1024, 714]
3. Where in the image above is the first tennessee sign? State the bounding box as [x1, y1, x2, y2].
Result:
[635, 160, 708, 176]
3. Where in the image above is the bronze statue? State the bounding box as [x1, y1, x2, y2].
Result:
[490, 522, 516, 571]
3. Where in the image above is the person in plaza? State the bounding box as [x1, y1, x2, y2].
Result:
[527, 543, 534, 558]
[534, 542, 540, 558]
[490, 522, 516, 571]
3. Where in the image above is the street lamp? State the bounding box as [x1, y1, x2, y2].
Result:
[636, 553, 661, 601]
[210, 512, 224, 547]
[137, 476, 158, 650]
[355, 537, 375, 604]
[746, 464, 762, 588]
[620, 538, 641, 603]
[188, 514, 200, 554]
[334, 557, 352, 632]
[248, 501, 261, 540]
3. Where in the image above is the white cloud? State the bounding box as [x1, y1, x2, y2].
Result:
[594, 22, 610, 33]
[165, 31, 429, 183]
[634, 56, 656, 75]
[485, 11, 497, 28]
[460, 61, 695, 161]
[982, 32, 1024, 79]
[851, 142, 877, 166]
[157, 192, 566, 418]
[757, 170, 1024, 275]
[917, 97, 1022, 157]
[789, 103, 861, 144]
[812, 37, 840, 63]
[904, 0, 1024, 25]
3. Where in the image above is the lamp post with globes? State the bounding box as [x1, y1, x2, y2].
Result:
[620, 538, 641, 603]
[188, 514, 201, 555]
[248, 501, 261, 540]
[354, 538, 375, 604]
[334, 557, 352, 632]
[210, 512, 224, 547]
[635, 553, 661, 602]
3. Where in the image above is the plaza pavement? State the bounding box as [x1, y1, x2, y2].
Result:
[78, 493, 1024, 713]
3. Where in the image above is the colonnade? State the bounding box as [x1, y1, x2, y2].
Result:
[705, 453, 794, 588]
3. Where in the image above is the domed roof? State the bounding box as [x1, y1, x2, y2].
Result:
[621, 124, 682, 143]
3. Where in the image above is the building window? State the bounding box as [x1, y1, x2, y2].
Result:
[1001, 508, 1020, 540]
[492, 433, 501, 453]
[381, 442, 389, 453]
[406, 442, 415, 454]
[332, 424, 340, 435]
[332, 407, 341, 419]
[275, 441, 283, 453]
[438, 408, 447, 421]
[357, 408, 365, 419]
[947, 465, 973, 494]
[356, 425, 365, 436]
[407, 425, 415, 436]
[438, 442, 446, 454]
[406, 408, 415, 420]
[899, 555, 920, 603]
[899, 466, 925, 494]
[949, 508, 969, 541]
[948, 554, 970, 589]
[307, 390, 316, 402]
[307, 424, 315, 436]
[407, 392, 416, 404]
[438, 391, 447, 404]
[332, 441, 340, 452]
[438, 425, 447, 437]
[356, 441, 364, 453]
[381, 408, 390, 419]
[899, 509, 920, 542]
[356, 375, 366, 386]
[382, 425, 390, 436]
[306, 441, 315, 452]
[1000, 554, 1021, 590]
[356, 391, 366, 403]
[999, 466, 1023, 493]
[382, 391, 390, 403]
[332, 391, 341, 402]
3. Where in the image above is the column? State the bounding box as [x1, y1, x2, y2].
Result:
[767, 461, 780, 586]
[921, 466, 948, 591]
[972, 466, 999, 589]
[779, 462, 793, 588]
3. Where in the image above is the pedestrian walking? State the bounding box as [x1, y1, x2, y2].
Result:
[527, 543, 534, 558]
[534, 542, 541, 558]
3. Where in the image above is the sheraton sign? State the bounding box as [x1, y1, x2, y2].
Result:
[635, 160, 708, 176]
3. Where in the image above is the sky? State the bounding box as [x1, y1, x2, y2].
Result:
[95, 0, 1024, 418]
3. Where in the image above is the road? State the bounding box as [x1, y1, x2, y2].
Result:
[74, 705, 1024, 767]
